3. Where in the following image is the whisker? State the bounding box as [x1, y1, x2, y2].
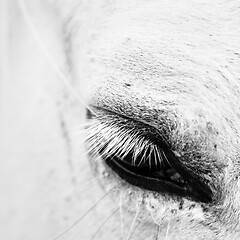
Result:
[50, 188, 114, 240]
[150, 209, 161, 226]
[90, 207, 119, 240]
[155, 224, 160, 240]
[126, 195, 142, 240]
[77, 178, 96, 194]
[17, 0, 96, 116]
[119, 191, 125, 240]
[165, 218, 171, 240]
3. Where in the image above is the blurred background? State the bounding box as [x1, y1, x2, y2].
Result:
[0, 1, 95, 239]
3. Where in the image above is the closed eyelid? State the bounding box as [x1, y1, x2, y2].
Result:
[85, 106, 213, 203]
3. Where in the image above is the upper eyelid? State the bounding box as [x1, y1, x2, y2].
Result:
[85, 114, 167, 167]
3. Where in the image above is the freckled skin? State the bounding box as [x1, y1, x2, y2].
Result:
[9, 0, 240, 239]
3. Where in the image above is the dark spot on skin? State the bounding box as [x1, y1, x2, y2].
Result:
[189, 204, 196, 210]
[171, 209, 177, 214]
[124, 83, 131, 87]
[201, 204, 210, 212]
[179, 200, 184, 210]
[150, 204, 155, 209]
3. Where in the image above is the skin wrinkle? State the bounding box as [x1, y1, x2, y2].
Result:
[45, 0, 240, 239]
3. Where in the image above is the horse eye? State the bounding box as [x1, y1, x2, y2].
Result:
[86, 107, 212, 203]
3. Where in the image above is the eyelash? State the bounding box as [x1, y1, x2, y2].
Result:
[85, 117, 168, 168]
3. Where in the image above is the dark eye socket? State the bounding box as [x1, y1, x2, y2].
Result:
[86, 107, 213, 203]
